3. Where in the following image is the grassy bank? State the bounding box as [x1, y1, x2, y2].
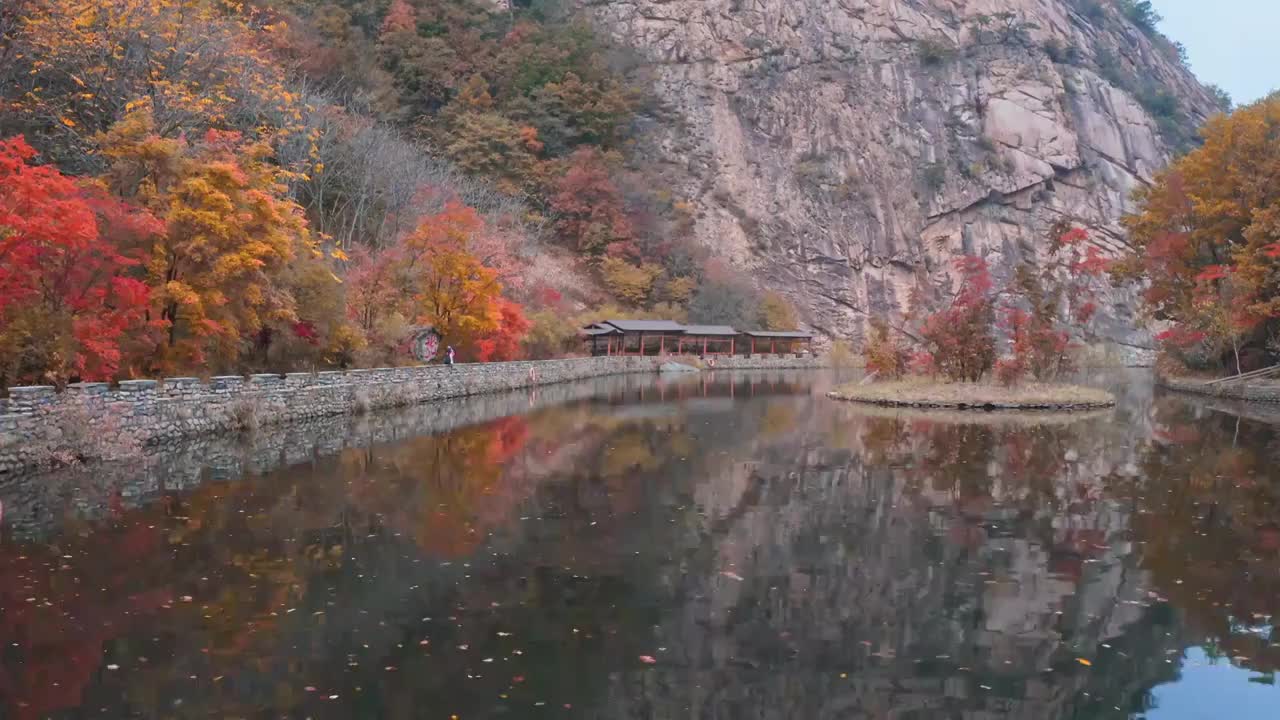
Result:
[828, 379, 1115, 410]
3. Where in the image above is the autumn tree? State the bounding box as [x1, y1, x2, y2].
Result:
[264, 251, 367, 371]
[995, 226, 1105, 384]
[1, 0, 303, 171]
[349, 201, 528, 363]
[507, 71, 635, 156]
[917, 256, 997, 382]
[758, 291, 799, 330]
[472, 299, 531, 362]
[864, 318, 908, 379]
[1116, 95, 1280, 372]
[97, 111, 314, 372]
[600, 256, 662, 306]
[445, 111, 543, 193]
[551, 147, 632, 254]
[0, 136, 157, 386]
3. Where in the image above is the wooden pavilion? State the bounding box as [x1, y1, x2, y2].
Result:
[582, 319, 686, 356]
[740, 330, 814, 355]
[582, 320, 814, 357]
[678, 325, 738, 355]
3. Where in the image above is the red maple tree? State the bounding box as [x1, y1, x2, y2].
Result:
[0, 136, 159, 385]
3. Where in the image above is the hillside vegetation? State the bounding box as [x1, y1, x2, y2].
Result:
[0, 0, 796, 387]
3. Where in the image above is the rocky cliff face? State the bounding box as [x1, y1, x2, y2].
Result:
[577, 0, 1219, 352]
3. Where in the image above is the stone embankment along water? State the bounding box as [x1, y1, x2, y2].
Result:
[0, 354, 822, 474]
[1157, 374, 1280, 403]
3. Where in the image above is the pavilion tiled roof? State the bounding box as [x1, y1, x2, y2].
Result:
[583, 319, 812, 339]
[680, 325, 738, 336]
[598, 319, 688, 333]
[741, 330, 813, 339]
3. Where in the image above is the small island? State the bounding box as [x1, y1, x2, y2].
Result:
[828, 238, 1117, 413]
[828, 379, 1115, 411]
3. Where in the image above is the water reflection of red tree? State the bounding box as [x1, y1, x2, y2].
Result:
[342, 416, 534, 558]
[0, 522, 172, 720]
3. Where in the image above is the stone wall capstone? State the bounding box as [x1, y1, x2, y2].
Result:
[0, 354, 822, 474]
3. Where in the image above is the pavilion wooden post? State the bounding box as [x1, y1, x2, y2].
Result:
[770, 338, 777, 354]
[702, 337, 708, 355]
[730, 337, 735, 355]
[751, 337, 756, 355]
[659, 334, 665, 355]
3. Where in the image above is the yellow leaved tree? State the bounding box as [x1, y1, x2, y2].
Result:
[98, 109, 317, 372]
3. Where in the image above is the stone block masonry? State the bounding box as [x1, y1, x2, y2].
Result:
[0, 354, 822, 475]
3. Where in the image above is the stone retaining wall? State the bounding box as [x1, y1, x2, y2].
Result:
[1157, 374, 1280, 403]
[0, 354, 822, 474]
[0, 368, 820, 540]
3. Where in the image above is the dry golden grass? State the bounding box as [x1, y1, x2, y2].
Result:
[828, 378, 1115, 410]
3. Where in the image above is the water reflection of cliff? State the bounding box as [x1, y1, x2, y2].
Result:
[600, 399, 1189, 720]
[0, 372, 1277, 719]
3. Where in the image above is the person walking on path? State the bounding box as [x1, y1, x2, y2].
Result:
[445, 345, 455, 367]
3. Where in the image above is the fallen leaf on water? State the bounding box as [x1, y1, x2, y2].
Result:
[304, 687, 316, 692]
[1077, 658, 1093, 666]
[721, 571, 745, 581]
[639, 655, 657, 665]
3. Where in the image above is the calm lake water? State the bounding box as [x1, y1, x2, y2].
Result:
[2, 370, 1278, 719]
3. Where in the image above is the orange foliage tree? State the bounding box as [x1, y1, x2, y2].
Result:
[97, 111, 316, 372]
[1116, 95, 1280, 371]
[348, 201, 529, 363]
[0, 136, 158, 385]
[864, 318, 908, 379]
